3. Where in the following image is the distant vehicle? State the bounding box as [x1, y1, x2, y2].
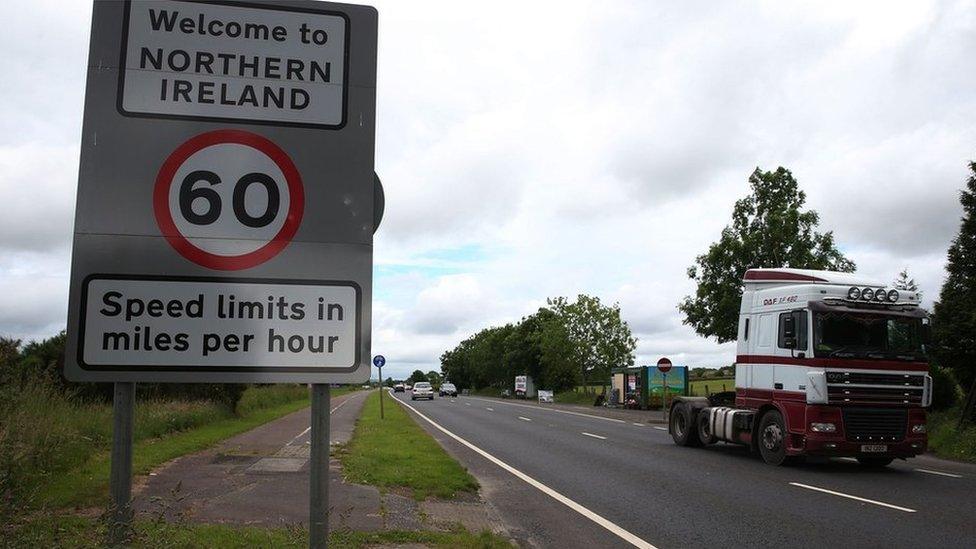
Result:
[361, 384, 371, 389]
[411, 382, 434, 400]
[669, 269, 931, 467]
[515, 375, 536, 399]
[405, 384, 413, 391]
[393, 383, 405, 393]
[439, 382, 458, 397]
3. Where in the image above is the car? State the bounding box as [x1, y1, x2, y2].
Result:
[439, 382, 458, 397]
[411, 382, 434, 400]
[393, 383, 405, 393]
[405, 384, 413, 391]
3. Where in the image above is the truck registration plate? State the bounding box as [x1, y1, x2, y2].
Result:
[861, 444, 888, 453]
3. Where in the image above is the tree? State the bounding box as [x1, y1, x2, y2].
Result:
[679, 167, 856, 343]
[894, 268, 921, 298]
[407, 370, 428, 384]
[384, 377, 394, 388]
[548, 295, 637, 388]
[426, 370, 442, 386]
[931, 162, 976, 422]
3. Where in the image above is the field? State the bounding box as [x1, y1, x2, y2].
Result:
[689, 377, 734, 396]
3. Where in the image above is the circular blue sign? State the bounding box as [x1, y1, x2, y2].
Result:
[372, 355, 386, 367]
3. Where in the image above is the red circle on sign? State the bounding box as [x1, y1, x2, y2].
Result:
[656, 357, 673, 373]
[153, 129, 304, 271]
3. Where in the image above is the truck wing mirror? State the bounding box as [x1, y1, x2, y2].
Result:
[921, 318, 932, 345]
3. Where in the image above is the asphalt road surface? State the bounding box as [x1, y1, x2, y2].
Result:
[390, 392, 976, 549]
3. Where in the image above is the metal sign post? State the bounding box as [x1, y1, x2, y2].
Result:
[65, 2, 377, 546]
[309, 384, 331, 549]
[108, 382, 135, 545]
[373, 355, 386, 419]
[657, 357, 673, 423]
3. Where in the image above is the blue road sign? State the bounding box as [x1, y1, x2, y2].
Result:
[372, 355, 386, 368]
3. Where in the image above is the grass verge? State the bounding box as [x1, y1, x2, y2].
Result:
[927, 407, 976, 463]
[338, 391, 479, 500]
[4, 514, 511, 548]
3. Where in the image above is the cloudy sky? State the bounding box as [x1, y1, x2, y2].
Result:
[2, 0, 974, 380]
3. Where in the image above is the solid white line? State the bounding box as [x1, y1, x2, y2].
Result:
[581, 432, 607, 440]
[652, 426, 668, 431]
[466, 396, 627, 424]
[789, 482, 916, 513]
[519, 416, 532, 422]
[915, 468, 963, 478]
[392, 396, 656, 548]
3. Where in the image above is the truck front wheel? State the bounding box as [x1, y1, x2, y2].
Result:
[758, 410, 793, 466]
[670, 402, 702, 447]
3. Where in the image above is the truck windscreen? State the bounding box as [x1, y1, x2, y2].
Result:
[813, 312, 925, 360]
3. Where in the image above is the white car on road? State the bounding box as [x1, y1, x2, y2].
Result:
[411, 382, 434, 400]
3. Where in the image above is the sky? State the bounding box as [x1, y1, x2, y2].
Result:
[1, 0, 974, 380]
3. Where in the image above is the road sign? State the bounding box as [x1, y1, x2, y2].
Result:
[657, 357, 673, 373]
[372, 355, 386, 368]
[64, 0, 378, 384]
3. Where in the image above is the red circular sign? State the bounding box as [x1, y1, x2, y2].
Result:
[153, 130, 304, 271]
[656, 357, 673, 373]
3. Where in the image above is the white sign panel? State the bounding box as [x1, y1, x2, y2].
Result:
[120, 0, 348, 128]
[538, 390, 554, 403]
[81, 277, 360, 370]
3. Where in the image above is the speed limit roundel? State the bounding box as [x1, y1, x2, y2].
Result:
[153, 130, 304, 271]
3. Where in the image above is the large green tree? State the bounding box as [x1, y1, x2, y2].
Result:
[548, 295, 636, 387]
[679, 167, 855, 343]
[931, 162, 976, 419]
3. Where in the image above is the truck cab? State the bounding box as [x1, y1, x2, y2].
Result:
[671, 268, 932, 466]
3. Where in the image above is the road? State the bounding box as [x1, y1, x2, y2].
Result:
[390, 392, 976, 549]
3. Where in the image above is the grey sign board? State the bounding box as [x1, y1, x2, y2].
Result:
[64, 0, 377, 383]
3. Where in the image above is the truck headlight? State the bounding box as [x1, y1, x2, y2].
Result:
[848, 287, 861, 300]
[861, 288, 875, 301]
[911, 424, 927, 434]
[887, 289, 899, 302]
[810, 422, 837, 433]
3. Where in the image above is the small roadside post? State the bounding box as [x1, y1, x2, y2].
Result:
[657, 357, 673, 423]
[63, 2, 378, 547]
[373, 355, 386, 419]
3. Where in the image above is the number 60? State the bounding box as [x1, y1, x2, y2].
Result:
[179, 170, 280, 228]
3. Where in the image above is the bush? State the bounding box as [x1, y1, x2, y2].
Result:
[929, 365, 961, 411]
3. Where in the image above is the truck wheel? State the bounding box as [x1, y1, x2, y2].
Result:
[670, 402, 702, 447]
[856, 457, 894, 468]
[697, 411, 717, 445]
[758, 410, 793, 466]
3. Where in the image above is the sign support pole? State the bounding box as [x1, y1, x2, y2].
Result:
[662, 374, 668, 423]
[309, 384, 331, 549]
[108, 382, 135, 546]
[378, 365, 385, 419]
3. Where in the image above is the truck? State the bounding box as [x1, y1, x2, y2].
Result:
[669, 268, 932, 467]
[515, 375, 537, 399]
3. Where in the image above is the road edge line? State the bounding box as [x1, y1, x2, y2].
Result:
[392, 395, 657, 549]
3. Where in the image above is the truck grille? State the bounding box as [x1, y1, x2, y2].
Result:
[826, 371, 925, 405]
[842, 408, 907, 442]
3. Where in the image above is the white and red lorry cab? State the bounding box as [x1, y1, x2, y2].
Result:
[670, 268, 932, 466]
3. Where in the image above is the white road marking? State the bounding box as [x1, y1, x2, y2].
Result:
[486, 407, 494, 411]
[392, 395, 657, 549]
[652, 426, 668, 431]
[465, 402, 471, 406]
[287, 390, 362, 446]
[915, 468, 963, 478]
[466, 396, 627, 424]
[838, 457, 858, 463]
[789, 482, 917, 513]
[581, 432, 607, 440]
[632, 422, 644, 426]
[519, 416, 532, 422]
